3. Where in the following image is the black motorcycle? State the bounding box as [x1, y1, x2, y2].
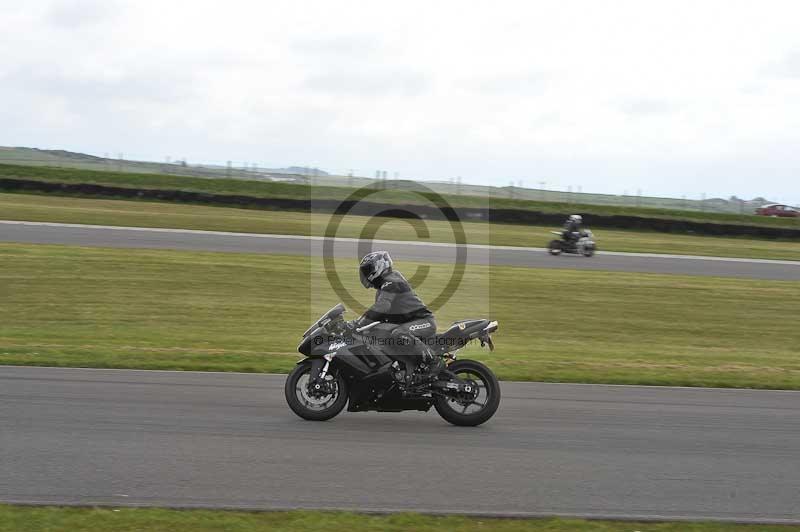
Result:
[286, 304, 501, 426]
[548, 230, 596, 257]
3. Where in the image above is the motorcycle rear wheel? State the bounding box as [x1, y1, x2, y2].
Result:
[285, 360, 348, 421]
[434, 360, 500, 426]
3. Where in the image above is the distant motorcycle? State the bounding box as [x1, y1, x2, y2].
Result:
[548, 230, 597, 257]
[286, 304, 501, 426]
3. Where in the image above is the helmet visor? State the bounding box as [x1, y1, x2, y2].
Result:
[359, 264, 372, 288]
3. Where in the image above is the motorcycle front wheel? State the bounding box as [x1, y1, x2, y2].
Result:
[285, 360, 348, 421]
[548, 240, 563, 255]
[434, 360, 500, 426]
[582, 244, 596, 257]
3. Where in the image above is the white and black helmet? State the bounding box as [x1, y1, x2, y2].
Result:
[569, 214, 583, 223]
[359, 251, 393, 288]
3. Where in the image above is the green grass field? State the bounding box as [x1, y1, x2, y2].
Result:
[3, 162, 799, 228]
[1, 506, 796, 532]
[2, 243, 798, 388]
[3, 193, 800, 260]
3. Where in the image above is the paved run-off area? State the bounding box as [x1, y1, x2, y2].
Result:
[1, 367, 799, 524]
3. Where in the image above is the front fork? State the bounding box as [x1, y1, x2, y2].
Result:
[308, 354, 334, 384]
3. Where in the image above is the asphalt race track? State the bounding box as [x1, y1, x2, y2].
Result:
[1, 220, 799, 280]
[2, 366, 799, 523]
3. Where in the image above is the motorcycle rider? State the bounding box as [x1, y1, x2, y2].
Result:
[562, 214, 583, 246]
[346, 251, 441, 381]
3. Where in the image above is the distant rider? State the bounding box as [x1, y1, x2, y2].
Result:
[346, 251, 441, 380]
[562, 214, 583, 244]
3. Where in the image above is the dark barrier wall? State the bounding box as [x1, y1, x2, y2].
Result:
[2, 177, 799, 239]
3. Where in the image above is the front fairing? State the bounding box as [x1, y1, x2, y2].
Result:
[311, 335, 349, 357]
[297, 327, 349, 357]
[298, 326, 324, 356]
[299, 303, 347, 355]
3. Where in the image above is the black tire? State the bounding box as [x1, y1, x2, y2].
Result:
[548, 240, 563, 255]
[434, 360, 500, 426]
[582, 244, 596, 257]
[285, 360, 348, 421]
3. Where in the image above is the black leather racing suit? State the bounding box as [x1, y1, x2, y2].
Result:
[355, 270, 436, 370]
[562, 219, 582, 244]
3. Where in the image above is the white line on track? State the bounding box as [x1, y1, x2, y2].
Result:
[1, 219, 799, 266]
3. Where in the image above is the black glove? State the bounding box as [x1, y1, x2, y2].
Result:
[343, 320, 358, 334]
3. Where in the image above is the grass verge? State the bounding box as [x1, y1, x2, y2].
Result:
[2, 244, 799, 388]
[2, 193, 800, 260]
[1, 506, 798, 532]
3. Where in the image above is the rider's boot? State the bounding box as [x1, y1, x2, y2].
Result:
[414, 346, 444, 383]
[392, 343, 443, 385]
[389, 360, 406, 383]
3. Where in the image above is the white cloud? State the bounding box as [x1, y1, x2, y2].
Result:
[1, 0, 799, 203]
[45, 0, 118, 29]
[763, 50, 800, 79]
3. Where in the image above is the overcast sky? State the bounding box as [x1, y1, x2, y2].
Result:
[2, 0, 799, 203]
